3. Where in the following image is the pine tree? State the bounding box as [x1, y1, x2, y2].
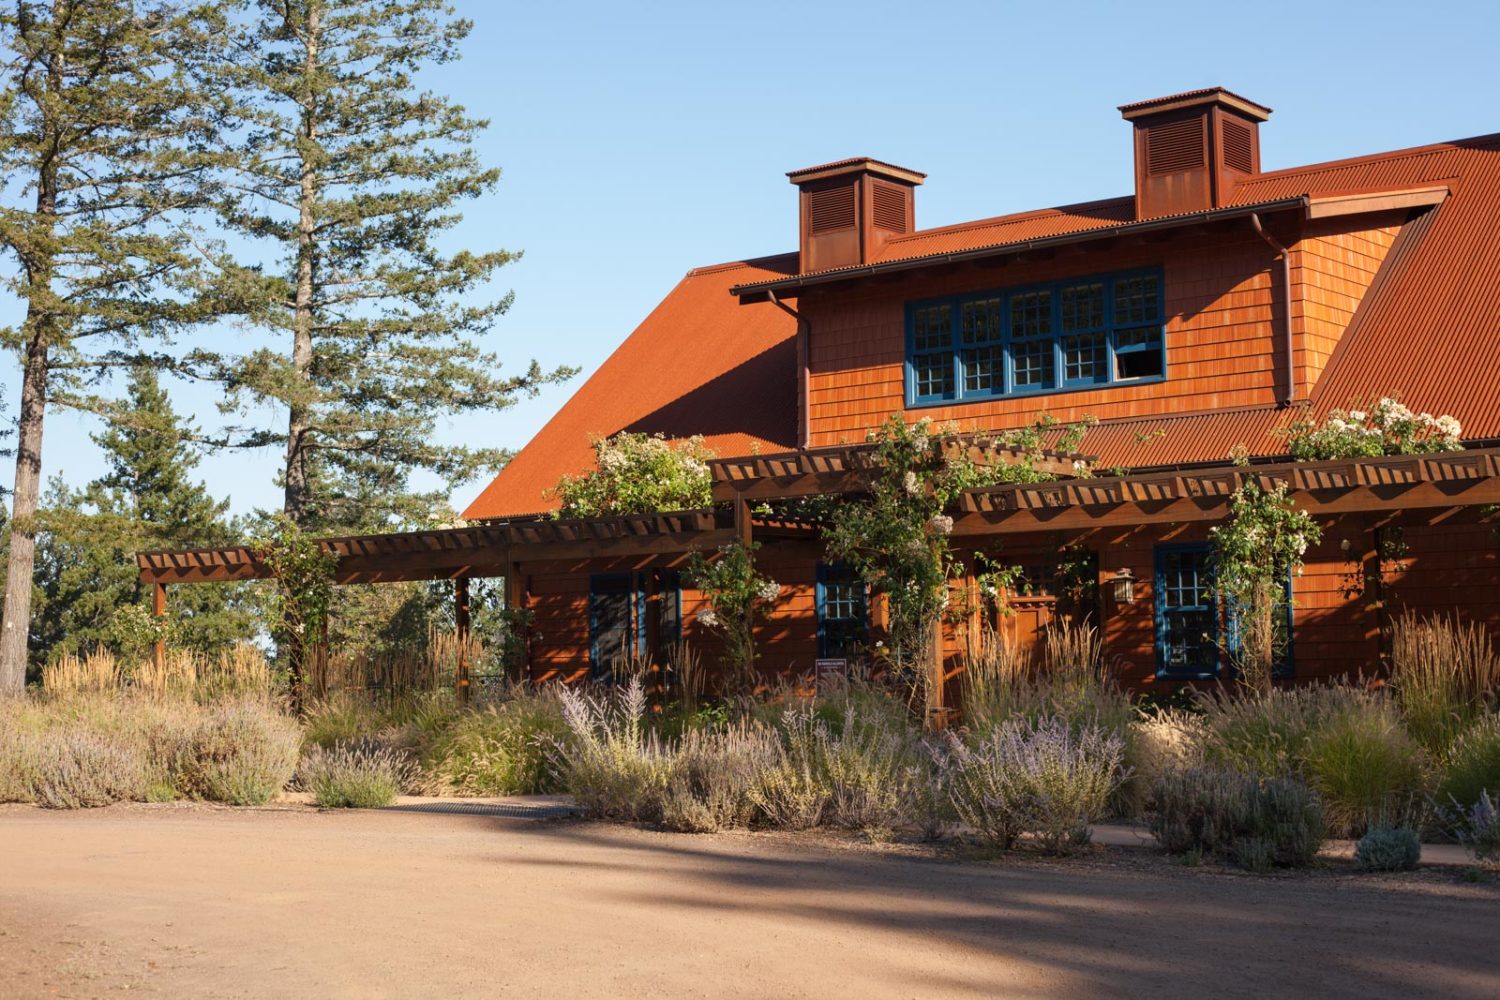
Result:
[32, 365, 254, 666]
[0, 1, 226, 692]
[202, 0, 573, 531]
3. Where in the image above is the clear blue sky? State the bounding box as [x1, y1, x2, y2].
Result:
[7, 0, 1497, 519]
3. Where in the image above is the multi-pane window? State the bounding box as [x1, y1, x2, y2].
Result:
[588, 571, 681, 679]
[817, 564, 868, 660]
[1155, 545, 1219, 678]
[906, 269, 1164, 403]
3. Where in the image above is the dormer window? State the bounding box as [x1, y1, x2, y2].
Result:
[905, 267, 1165, 405]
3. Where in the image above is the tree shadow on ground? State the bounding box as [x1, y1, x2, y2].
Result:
[460, 815, 1500, 1000]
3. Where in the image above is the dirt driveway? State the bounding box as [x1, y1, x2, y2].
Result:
[2, 804, 1498, 999]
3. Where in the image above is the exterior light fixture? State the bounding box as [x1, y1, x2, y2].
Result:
[1111, 567, 1137, 605]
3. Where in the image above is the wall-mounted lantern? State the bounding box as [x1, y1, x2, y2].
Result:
[1110, 567, 1137, 605]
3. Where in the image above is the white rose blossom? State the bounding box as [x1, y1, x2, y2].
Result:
[697, 608, 720, 628]
[927, 514, 954, 536]
[756, 580, 780, 603]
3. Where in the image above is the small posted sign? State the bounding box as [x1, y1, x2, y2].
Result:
[814, 658, 848, 688]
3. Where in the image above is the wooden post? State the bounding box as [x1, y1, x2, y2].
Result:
[151, 582, 167, 674]
[733, 498, 755, 690]
[503, 562, 529, 685]
[454, 575, 471, 703]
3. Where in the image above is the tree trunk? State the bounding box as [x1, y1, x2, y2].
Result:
[279, 5, 320, 703]
[0, 42, 62, 695]
[282, 3, 319, 527]
[0, 327, 51, 693]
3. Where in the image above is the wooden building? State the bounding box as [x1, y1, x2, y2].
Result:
[142, 89, 1500, 694]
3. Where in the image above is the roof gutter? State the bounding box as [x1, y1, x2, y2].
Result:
[767, 289, 811, 449]
[1249, 212, 1297, 405]
[731, 196, 1309, 299]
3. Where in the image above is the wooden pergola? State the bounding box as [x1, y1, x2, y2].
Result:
[136, 441, 1500, 690]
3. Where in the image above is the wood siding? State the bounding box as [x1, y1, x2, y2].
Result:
[1291, 218, 1401, 395]
[512, 520, 1498, 696]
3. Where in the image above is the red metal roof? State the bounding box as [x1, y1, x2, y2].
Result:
[786, 157, 927, 181]
[461, 254, 799, 519]
[466, 132, 1500, 518]
[1117, 87, 1273, 118]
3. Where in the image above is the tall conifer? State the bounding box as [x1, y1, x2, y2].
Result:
[205, 0, 571, 530]
[0, 1, 224, 691]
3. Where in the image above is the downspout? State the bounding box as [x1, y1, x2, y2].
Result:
[1250, 212, 1297, 405]
[767, 289, 811, 449]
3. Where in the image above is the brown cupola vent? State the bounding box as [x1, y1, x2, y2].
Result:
[787, 158, 926, 273]
[1119, 88, 1271, 220]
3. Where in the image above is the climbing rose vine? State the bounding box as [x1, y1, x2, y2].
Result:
[685, 541, 779, 692]
[1210, 477, 1321, 692]
[1282, 396, 1462, 461]
[550, 432, 714, 517]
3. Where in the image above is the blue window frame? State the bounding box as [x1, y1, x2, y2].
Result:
[816, 564, 869, 660]
[1154, 544, 1220, 679]
[904, 267, 1165, 406]
[588, 571, 681, 678]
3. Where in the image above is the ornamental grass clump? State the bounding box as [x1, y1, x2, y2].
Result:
[943, 715, 1128, 854]
[1389, 614, 1499, 754]
[423, 689, 569, 796]
[1355, 826, 1422, 872]
[1119, 709, 1207, 819]
[1299, 697, 1431, 837]
[1438, 713, 1500, 811]
[553, 678, 674, 822]
[298, 744, 417, 808]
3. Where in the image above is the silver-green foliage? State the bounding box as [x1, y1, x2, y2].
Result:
[1355, 826, 1422, 872]
[942, 716, 1128, 854]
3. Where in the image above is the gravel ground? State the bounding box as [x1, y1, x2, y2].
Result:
[2, 802, 1498, 999]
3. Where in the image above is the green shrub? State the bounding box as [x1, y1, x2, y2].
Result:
[176, 701, 301, 805]
[1356, 826, 1422, 872]
[661, 723, 779, 833]
[1438, 713, 1500, 811]
[1149, 768, 1324, 870]
[1246, 776, 1325, 868]
[298, 744, 416, 808]
[553, 679, 674, 822]
[944, 715, 1127, 854]
[26, 727, 148, 809]
[1149, 767, 1257, 856]
[1301, 700, 1430, 837]
[424, 690, 568, 796]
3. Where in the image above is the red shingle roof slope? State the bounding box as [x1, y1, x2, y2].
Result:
[462, 254, 800, 519]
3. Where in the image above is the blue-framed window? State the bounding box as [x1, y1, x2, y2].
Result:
[1154, 544, 1220, 679]
[904, 267, 1165, 405]
[588, 571, 681, 678]
[816, 564, 869, 660]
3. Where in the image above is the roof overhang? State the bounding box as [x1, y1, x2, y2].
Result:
[730, 196, 1309, 301]
[1305, 185, 1449, 219]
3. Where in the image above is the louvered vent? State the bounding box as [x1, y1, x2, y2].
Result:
[1146, 117, 1206, 175]
[871, 181, 908, 232]
[808, 183, 857, 233]
[1222, 118, 1253, 174]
